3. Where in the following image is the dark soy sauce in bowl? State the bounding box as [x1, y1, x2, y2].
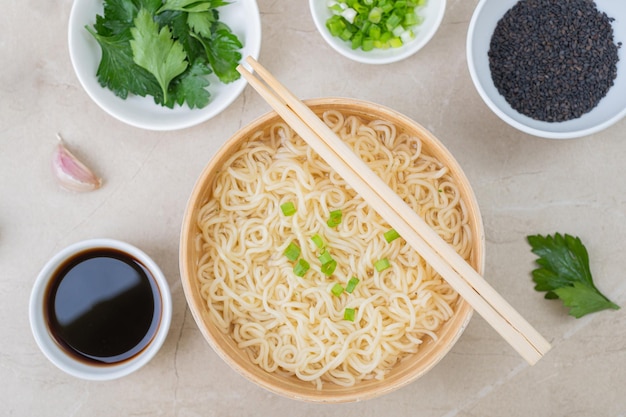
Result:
[44, 248, 162, 365]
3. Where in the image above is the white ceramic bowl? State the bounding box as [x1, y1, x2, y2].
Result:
[68, 0, 262, 131]
[467, 0, 626, 139]
[29, 238, 172, 381]
[309, 0, 446, 64]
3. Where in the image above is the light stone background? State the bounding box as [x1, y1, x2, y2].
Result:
[2, 0, 625, 416]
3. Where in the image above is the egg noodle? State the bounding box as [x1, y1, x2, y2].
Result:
[195, 110, 473, 389]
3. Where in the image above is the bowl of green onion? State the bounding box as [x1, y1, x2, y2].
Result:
[309, 0, 446, 64]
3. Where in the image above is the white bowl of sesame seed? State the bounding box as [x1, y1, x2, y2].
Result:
[467, 0, 626, 139]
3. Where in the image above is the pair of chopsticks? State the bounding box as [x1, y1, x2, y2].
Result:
[237, 56, 551, 365]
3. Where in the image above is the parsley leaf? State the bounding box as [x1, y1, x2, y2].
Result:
[193, 28, 242, 83]
[158, 0, 230, 14]
[85, 27, 161, 99]
[171, 60, 212, 108]
[186, 10, 218, 38]
[130, 8, 188, 104]
[527, 233, 620, 318]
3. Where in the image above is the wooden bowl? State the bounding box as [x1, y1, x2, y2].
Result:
[179, 98, 485, 403]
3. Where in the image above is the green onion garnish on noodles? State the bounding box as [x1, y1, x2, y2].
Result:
[384, 228, 400, 243]
[280, 201, 296, 216]
[327, 209, 343, 227]
[321, 259, 337, 276]
[318, 251, 334, 265]
[283, 241, 301, 261]
[318, 251, 337, 276]
[331, 283, 344, 297]
[374, 258, 390, 272]
[311, 234, 325, 249]
[344, 307, 356, 322]
[345, 276, 359, 293]
[294, 258, 310, 277]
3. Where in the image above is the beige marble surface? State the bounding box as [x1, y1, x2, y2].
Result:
[2, 0, 626, 416]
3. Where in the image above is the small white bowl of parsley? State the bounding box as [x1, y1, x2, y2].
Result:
[69, 0, 262, 131]
[309, 0, 446, 65]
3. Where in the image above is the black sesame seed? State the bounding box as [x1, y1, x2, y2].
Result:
[488, 0, 620, 123]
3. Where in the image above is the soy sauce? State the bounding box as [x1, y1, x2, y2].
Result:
[44, 248, 162, 365]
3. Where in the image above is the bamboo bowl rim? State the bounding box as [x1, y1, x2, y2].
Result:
[179, 97, 485, 403]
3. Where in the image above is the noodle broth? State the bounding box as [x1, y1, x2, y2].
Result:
[180, 98, 484, 403]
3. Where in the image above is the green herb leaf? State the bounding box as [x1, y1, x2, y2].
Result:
[193, 28, 242, 83]
[554, 282, 620, 319]
[130, 8, 189, 103]
[186, 10, 218, 38]
[171, 59, 212, 108]
[158, 0, 230, 14]
[527, 233, 620, 318]
[86, 27, 162, 99]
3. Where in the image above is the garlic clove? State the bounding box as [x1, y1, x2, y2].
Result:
[52, 134, 103, 192]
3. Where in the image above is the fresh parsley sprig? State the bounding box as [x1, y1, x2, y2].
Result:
[86, 0, 242, 109]
[527, 233, 620, 318]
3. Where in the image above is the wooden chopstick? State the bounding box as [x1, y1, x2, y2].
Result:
[237, 56, 551, 365]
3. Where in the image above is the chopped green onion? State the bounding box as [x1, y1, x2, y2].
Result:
[325, 0, 426, 51]
[327, 209, 343, 227]
[384, 228, 401, 243]
[319, 251, 337, 276]
[321, 259, 337, 276]
[392, 24, 405, 37]
[351, 31, 364, 49]
[385, 12, 403, 31]
[394, 0, 407, 9]
[403, 10, 418, 26]
[380, 1, 393, 13]
[344, 307, 356, 321]
[280, 201, 296, 216]
[311, 234, 325, 249]
[368, 6, 383, 23]
[294, 258, 310, 277]
[362, 38, 375, 51]
[400, 29, 415, 44]
[369, 24, 381, 40]
[326, 15, 346, 37]
[339, 27, 354, 41]
[318, 251, 334, 265]
[283, 241, 301, 261]
[331, 283, 345, 297]
[374, 258, 391, 272]
[341, 7, 358, 24]
[345, 276, 360, 293]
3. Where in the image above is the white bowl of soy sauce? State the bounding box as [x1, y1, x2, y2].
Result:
[29, 239, 172, 380]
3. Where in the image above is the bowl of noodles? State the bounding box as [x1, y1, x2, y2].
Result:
[180, 98, 485, 403]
